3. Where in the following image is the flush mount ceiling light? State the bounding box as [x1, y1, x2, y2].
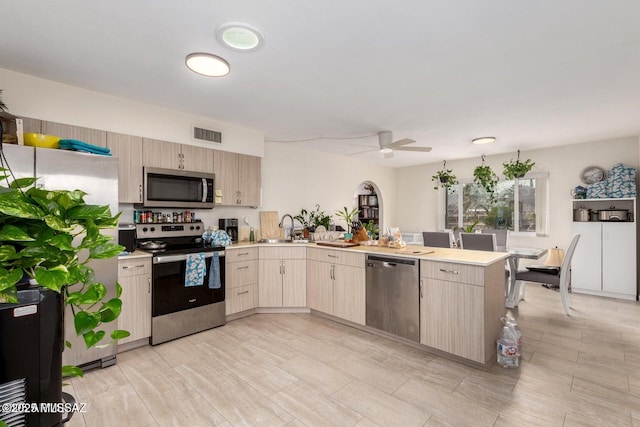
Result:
[185, 53, 230, 77]
[216, 22, 264, 51]
[472, 137, 496, 145]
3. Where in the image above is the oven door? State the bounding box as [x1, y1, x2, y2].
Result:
[152, 252, 225, 317]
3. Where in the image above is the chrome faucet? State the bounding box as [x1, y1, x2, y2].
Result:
[279, 214, 295, 240]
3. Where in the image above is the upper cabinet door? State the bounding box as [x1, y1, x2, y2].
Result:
[213, 150, 239, 205]
[106, 132, 143, 203]
[42, 121, 107, 147]
[181, 144, 214, 173]
[238, 154, 261, 207]
[142, 138, 180, 169]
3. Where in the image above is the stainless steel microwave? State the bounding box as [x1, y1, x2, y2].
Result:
[142, 167, 215, 208]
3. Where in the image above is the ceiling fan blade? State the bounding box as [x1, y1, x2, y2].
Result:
[389, 138, 415, 148]
[394, 146, 432, 152]
[347, 147, 379, 156]
[383, 151, 394, 159]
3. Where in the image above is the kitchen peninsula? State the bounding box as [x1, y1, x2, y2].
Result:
[222, 241, 509, 367]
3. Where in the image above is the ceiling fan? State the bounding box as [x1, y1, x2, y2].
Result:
[349, 131, 432, 159]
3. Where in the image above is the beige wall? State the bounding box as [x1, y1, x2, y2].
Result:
[396, 137, 639, 251]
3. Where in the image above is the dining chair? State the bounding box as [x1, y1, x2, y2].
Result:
[459, 232, 510, 294]
[422, 231, 454, 248]
[481, 228, 509, 252]
[515, 234, 581, 315]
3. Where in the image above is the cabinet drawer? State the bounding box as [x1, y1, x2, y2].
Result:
[227, 260, 258, 288]
[226, 284, 258, 315]
[420, 260, 484, 286]
[226, 247, 258, 263]
[118, 258, 151, 278]
[259, 246, 306, 260]
[307, 248, 364, 268]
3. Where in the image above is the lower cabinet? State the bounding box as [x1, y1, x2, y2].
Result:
[226, 247, 259, 315]
[117, 257, 152, 345]
[306, 248, 365, 325]
[259, 247, 306, 307]
[419, 260, 504, 364]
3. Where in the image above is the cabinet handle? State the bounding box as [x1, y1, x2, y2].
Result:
[238, 252, 250, 256]
[420, 279, 424, 298]
[439, 268, 460, 274]
[327, 255, 339, 259]
[148, 277, 151, 293]
[237, 290, 249, 295]
[138, 184, 143, 202]
[236, 266, 249, 270]
[330, 264, 335, 280]
[123, 264, 145, 270]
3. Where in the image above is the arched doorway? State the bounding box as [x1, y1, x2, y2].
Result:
[354, 181, 382, 237]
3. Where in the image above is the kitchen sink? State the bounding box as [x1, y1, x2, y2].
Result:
[257, 239, 310, 244]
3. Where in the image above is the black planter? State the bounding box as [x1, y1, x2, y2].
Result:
[0, 284, 64, 426]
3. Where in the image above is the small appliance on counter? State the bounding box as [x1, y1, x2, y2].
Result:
[219, 218, 239, 242]
[118, 224, 137, 252]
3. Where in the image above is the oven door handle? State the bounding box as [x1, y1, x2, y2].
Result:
[153, 251, 225, 264]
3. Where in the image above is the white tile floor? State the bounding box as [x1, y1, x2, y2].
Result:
[66, 285, 640, 426]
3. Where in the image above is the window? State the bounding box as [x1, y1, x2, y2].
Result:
[445, 174, 548, 235]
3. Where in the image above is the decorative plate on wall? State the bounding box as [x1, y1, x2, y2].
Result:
[580, 166, 606, 184]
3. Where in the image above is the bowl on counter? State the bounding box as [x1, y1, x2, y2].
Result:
[23, 133, 61, 148]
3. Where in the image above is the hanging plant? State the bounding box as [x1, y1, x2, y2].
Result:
[503, 150, 535, 180]
[473, 155, 499, 203]
[431, 160, 459, 192]
[0, 90, 7, 112]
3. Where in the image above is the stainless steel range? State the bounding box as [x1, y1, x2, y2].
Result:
[136, 223, 226, 345]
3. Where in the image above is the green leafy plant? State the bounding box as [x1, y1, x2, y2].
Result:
[363, 220, 380, 239]
[0, 89, 7, 112]
[473, 155, 499, 204]
[335, 206, 360, 233]
[295, 204, 332, 232]
[431, 160, 458, 192]
[502, 150, 535, 180]
[294, 208, 312, 230]
[0, 170, 128, 377]
[453, 220, 479, 233]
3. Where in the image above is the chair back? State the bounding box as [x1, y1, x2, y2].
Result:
[459, 232, 497, 251]
[482, 228, 509, 251]
[559, 234, 581, 285]
[422, 231, 453, 248]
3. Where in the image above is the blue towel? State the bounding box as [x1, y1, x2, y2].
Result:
[59, 139, 112, 156]
[208, 252, 221, 289]
[184, 253, 206, 287]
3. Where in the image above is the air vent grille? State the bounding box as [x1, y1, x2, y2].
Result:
[193, 126, 222, 144]
[0, 378, 27, 426]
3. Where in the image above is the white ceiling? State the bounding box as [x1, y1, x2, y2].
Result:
[2, 1, 640, 167]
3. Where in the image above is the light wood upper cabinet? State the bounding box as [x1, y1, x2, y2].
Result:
[142, 138, 213, 172]
[142, 138, 182, 169]
[106, 132, 143, 203]
[42, 121, 107, 147]
[213, 150, 261, 207]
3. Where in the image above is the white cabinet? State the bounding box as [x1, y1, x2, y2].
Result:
[117, 256, 152, 346]
[259, 247, 306, 307]
[572, 221, 637, 299]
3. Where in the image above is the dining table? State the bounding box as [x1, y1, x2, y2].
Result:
[505, 247, 548, 308]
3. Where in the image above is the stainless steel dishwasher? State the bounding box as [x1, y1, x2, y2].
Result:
[365, 254, 420, 342]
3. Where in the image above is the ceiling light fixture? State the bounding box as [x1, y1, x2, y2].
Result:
[216, 22, 264, 51]
[472, 137, 496, 145]
[185, 53, 230, 77]
[379, 147, 393, 154]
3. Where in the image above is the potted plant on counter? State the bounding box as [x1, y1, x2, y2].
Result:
[473, 155, 499, 204]
[432, 160, 459, 192]
[502, 150, 535, 180]
[335, 206, 360, 235]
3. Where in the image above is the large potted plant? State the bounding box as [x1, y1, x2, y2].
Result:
[0, 173, 128, 377]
